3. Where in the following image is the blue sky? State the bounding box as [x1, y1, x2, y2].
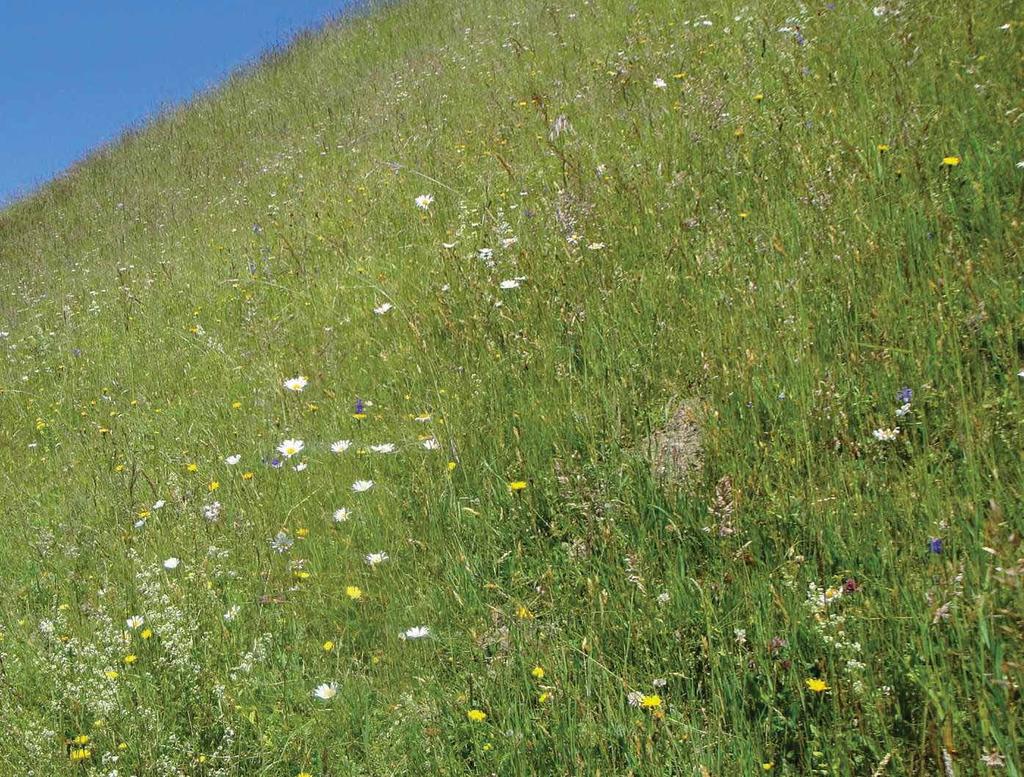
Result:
[0, 1, 350, 205]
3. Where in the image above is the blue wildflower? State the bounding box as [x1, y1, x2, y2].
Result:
[928, 537, 943, 554]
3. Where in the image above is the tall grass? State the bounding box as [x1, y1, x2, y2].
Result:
[0, 0, 1020, 773]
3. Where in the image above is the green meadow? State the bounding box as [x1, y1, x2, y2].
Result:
[0, 0, 1021, 773]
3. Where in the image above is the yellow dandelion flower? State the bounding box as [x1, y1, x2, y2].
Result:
[508, 480, 527, 492]
[69, 748, 91, 762]
[72, 735, 90, 745]
[242, 471, 254, 480]
[754, 92, 764, 101]
[294, 570, 311, 580]
[186, 463, 198, 473]
[140, 628, 152, 640]
[322, 641, 335, 652]
[942, 155, 961, 166]
[763, 763, 775, 771]
[538, 692, 551, 703]
[531, 666, 545, 679]
[447, 461, 458, 472]
[805, 678, 829, 693]
[123, 654, 137, 665]
[298, 772, 313, 777]
[105, 670, 119, 680]
[208, 481, 219, 492]
[296, 528, 309, 539]
[877, 144, 890, 152]
[345, 586, 362, 600]
[231, 401, 242, 409]
[467, 709, 487, 722]
[640, 694, 661, 709]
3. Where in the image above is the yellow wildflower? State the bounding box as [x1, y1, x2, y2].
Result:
[531, 666, 545, 679]
[640, 695, 661, 709]
[805, 678, 829, 693]
[345, 586, 363, 600]
[322, 641, 335, 652]
[508, 480, 527, 492]
[942, 155, 961, 166]
[467, 709, 487, 722]
[123, 654, 137, 665]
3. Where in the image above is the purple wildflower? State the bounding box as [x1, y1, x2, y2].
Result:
[898, 386, 913, 404]
[928, 538, 943, 554]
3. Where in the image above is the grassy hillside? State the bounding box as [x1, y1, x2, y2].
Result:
[0, 0, 1021, 773]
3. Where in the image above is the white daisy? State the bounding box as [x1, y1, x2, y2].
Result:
[400, 626, 430, 640]
[331, 440, 352, 453]
[478, 247, 494, 261]
[152, 500, 166, 510]
[872, 427, 900, 442]
[283, 376, 308, 392]
[163, 557, 180, 570]
[422, 438, 440, 450]
[313, 682, 338, 700]
[370, 443, 396, 454]
[351, 480, 374, 492]
[373, 302, 393, 315]
[364, 551, 390, 566]
[126, 615, 144, 630]
[415, 193, 434, 209]
[653, 77, 667, 89]
[225, 454, 241, 465]
[277, 439, 304, 458]
[333, 508, 351, 523]
[500, 277, 525, 290]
